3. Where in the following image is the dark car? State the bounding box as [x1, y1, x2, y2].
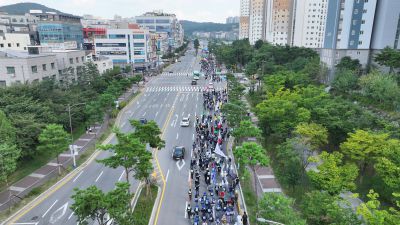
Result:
[169, 71, 174, 73]
[139, 118, 148, 124]
[172, 146, 185, 160]
[191, 80, 197, 85]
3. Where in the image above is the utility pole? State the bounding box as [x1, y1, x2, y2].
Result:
[67, 103, 86, 167]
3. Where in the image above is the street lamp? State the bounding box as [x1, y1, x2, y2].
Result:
[67, 103, 86, 167]
[256, 210, 285, 225]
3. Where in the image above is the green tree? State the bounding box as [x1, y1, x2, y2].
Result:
[97, 130, 146, 185]
[336, 56, 362, 73]
[332, 69, 360, 94]
[294, 122, 328, 151]
[256, 89, 311, 136]
[374, 47, 400, 74]
[254, 39, 264, 49]
[307, 151, 359, 195]
[340, 130, 388, 181]
[37, 124, 69, 175]
[301, 191, 362, 225]
[258, 193, 306, 225]
[193, 39, 200, 55]
[71, 182, 134, 225]
[374, 139, 400, 193]
[356, 190, 400, 225]
[235, 142, 269, 204]
[0, 143, 21, 200]
[359, 71, 400, 110]
[274, 140, 303, 190]
[221, 101, 248, 128]
[129, 120, 165, 149]
[232, 120, 261, 142]
[0, 110, 16, 144]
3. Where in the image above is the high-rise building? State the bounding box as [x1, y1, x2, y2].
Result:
[249, 0, 266, 44]
[239, 0, 250, 39]
[291, 0, 328, 48]
[226, 16, 240, 24]
[320, 0, 378, 72]
[264, 0, 294, 46]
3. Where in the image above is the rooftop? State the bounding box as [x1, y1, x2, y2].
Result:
[0, 49, 54, 59]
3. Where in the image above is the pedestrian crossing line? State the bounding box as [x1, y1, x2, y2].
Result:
[160, 72, 191, 77]
[144, 86, 224, 93]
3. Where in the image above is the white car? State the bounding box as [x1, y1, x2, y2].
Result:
[208, 82, 214, 90]
[180, 117, 190, 127]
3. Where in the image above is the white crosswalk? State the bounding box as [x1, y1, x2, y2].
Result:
[160, 72, 192, 76]
[145, 86, 224, 93]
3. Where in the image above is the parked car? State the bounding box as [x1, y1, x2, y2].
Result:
[139, 118, 148, 124]
[191, 80, 197, 85]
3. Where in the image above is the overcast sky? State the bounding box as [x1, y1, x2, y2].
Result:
[1, 0, 239, 23]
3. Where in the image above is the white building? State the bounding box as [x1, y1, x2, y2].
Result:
[292, 0, 328, 48]
[94, 28, 150, 70]
[239, 0, 250, 39]
[264, 0, 294, 46]
[135, 11, 184, 50]
[321, 0, 378, 72]
[92, 56, 113, 74]
[0, 49, 58, 86]
[249, 0, 266, 44]
[0, 33, 31, 51]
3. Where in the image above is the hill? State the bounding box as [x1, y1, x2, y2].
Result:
[0, 2, 64, 15]
[181, 20, 238, 35]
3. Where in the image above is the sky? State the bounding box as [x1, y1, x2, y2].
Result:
[0, 0, 240, 23]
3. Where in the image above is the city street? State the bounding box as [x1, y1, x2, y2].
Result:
[3, 47, 224, 225]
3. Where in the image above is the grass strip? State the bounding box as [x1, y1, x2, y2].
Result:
[132, 185, 158, 225]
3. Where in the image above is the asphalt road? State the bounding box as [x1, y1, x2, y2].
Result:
[3, 46, 221, 225]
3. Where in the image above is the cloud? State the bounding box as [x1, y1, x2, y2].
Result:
[0, 0, 239, 22]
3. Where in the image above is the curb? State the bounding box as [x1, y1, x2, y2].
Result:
[148, 185, 161, 225]
[131, 182, 144, 210]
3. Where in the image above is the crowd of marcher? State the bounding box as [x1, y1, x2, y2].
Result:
[185, 57, 248, 225]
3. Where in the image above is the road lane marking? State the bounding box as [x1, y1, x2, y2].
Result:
[49, 202, 68, 224]
[67, 212, 74, 220]
[72, 171, 83, 183]
[176, 160, 185, 170]
[192, 134, 194, 141]
[95, 171, 104, 182]
[118, 170, 125, 182]
[143, 112, 147, 117]
[153, 93, 178, 225]
[165, 170, 170, 183]
[42, 200, 58, 218]
[184, 201, 188, 218]
[176, 133, 179, 140]
[182, 111, 184, 116]
[155, 111, 159, 118]
[195, 104, 197, 109]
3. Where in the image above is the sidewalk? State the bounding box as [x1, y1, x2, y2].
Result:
[0, 83, 140, 211]
[241, 97, 282, 198]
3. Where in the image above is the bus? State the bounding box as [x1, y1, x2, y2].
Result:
[193, 70, 200, 80]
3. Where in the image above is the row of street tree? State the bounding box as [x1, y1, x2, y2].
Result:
[70, 119, 164, 224]
[0, 63, 142, 191]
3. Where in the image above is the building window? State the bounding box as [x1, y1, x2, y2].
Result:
[109, 34, 126, 39]
[51, 63, 55, 69]
[31, 66, 38, 73]
[133, 34, 145, 39]
[42, 64, 47, 71]
[8, 43, 11, 47]
[69, 58, 73, 64]
[0, 81, 6, 86]
[16, 43, 20, 47]
[6, 67, 15, 74]
[0, 44, 3, 48]
[361, 20, 365, 24]
[81, 56, 84, 62]
[359, 41, 363, 45]
[76, 57, 79, 63]
[133, 43, 145, 47]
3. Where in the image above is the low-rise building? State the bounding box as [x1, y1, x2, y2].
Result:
[94, 27, 151, 70]
[0, 49, 58, 86]
[91, 56, 113, 74]
[0, 33, 31, 50]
